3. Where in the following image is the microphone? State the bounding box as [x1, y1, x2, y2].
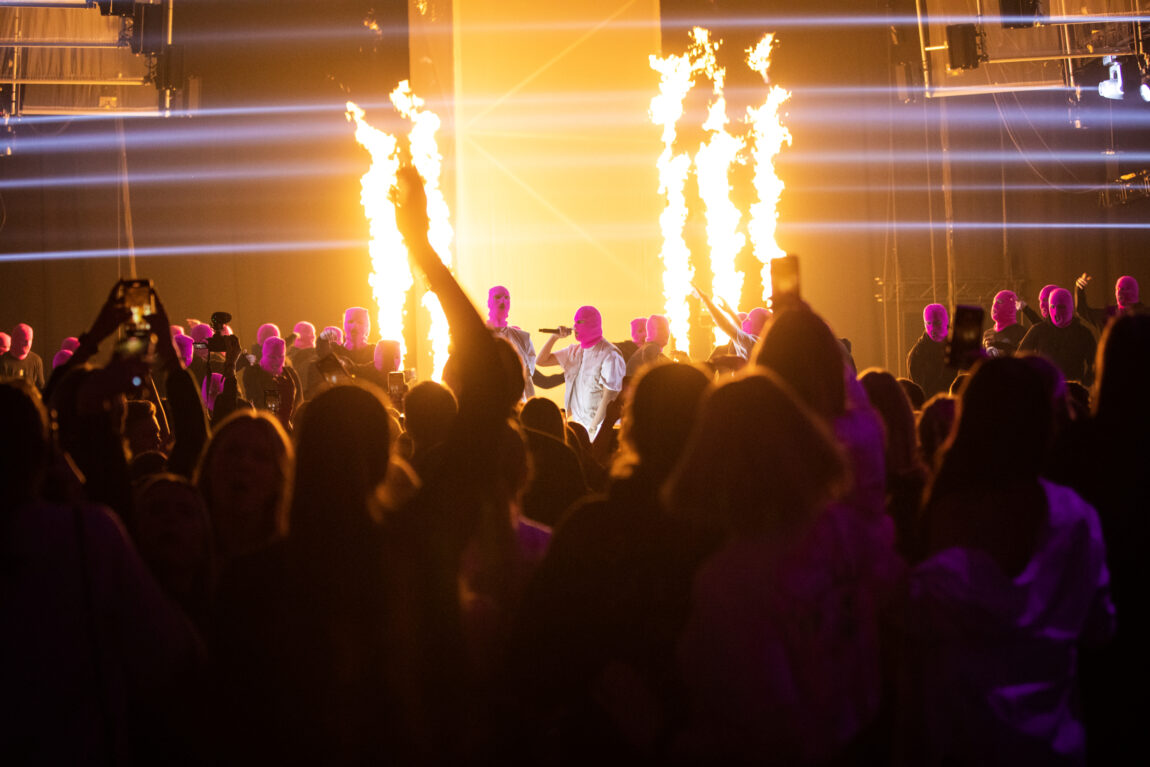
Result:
[539, 327, 567, 335]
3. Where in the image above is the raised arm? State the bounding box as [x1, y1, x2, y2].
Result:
[692, 283, 741, 341]
[535, 327, 571, 368]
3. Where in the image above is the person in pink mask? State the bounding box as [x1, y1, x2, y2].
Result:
[1019, 288, 1097, 384]
[907, 304, 955, 398]
[1075, 272, 1146, 331]
[486, 285, 536, 400]
[537, 306, 625, 439]
[982, 290, 1027, 357]
[626, 314, 672, 376]
[242, 336, 302, 430]
[341, 307, 373, 365]
[0, 332, 10, 356]
[287, 320, 317, 369]
[615, 317, 648, 363]
[0, 323, 45, 389]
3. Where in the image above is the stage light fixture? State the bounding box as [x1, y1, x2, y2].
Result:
[1098, 57, 1123, 101]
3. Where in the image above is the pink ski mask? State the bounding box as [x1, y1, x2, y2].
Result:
[488, 286, 511, 328]
[256, 323, 281, 347]
[61, 337, 80, 353]
[202, 372, 224, 411]
[374, 339, 401, 373]
[574, 306, 604, 349]
[1049, 288, 1074, 328]
[630, 318, 648, 344]
[52, 349, 73, 369]
[320, 326, 344, 346]
[190, 324, 213, 344]
[1116, 275, 1139, 309]
[260, 336, 286, 377]
[344, 307, 370, 350]
[742, 307, 770, 336]
[1038, 284, 1058, 320]
[10, 324, 33, 360]
[646, 314, 670, 347]
[0, 332, 9, 355]
[923, 304, 948, 343]
[174, 334, 194, 367]
[991, 290, 1018, 332]
[293, 321, 316, 349]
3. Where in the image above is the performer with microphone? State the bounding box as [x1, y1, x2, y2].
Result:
[536, 305, 625, 439]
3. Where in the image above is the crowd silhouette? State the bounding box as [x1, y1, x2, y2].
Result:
[1, 167, 1146, 765]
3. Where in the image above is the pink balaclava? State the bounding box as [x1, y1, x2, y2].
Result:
[320, 325, 344, 346]
[202, 372, 224, 410]
[991, 290, 1018, 332]
[189, 324, 213, 344]
[256, 323, 281, 347]
[52, 349, 73, 369]
[169, 325, 186, 340]
[574, 306, 604, 349]
[260, 336, 286, 377]
[343, 307, 370, 350]
[488, 286, 511, 328]
[646, 314, 670, 348]
[1038, 284, 1058, 320]
[60, 336, 80, 353]
[10, 324, 33, 360]
[374, 340, 402, 373]
[1049, 288, 1074, 329]
[630, 318, 647, 345]
[742, 307, 770, 336]
[923, 304, 948, 343]
[0, 332, 9, 355]
[293, 321, 316, 349]
[174, 334, 194, 368]
[1116, 275, 1139, 310]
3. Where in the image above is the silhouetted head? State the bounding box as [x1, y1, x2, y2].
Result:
[1049, 288, 1073, 328]
[1038, 284, 1058, 319]
[917, 394, 956, 469]
[898, 378, 925, 410]
[293, 321, 316, 349]
[667, 370, 848, 539]
[923, 304, 948, 343]
[343, 307, 370, 350]
[260, 336, 286, 377]
[10, 323, 33, 360]
[1093, 313, 1150, 431]
[520, 396, 566, 442]
[124, 399, 163, 457]
[488, 285, 511, 327]
[1116, 275, 1139, 309]
[0, 380, 49, 505]
[742, 307, 770, 336]
[195, 411, 292, 560]
[256, 323, 281, 347]
[574, 306, 604, 349]
[290, 384, 391, 542]
[617, 362, 710, 481]
[754, 306, 846, 421]
[630, 317, 648, 344]
[404, 381, 458, 455]
[646, 314, 670, 347]
[133, 474, 212, 581]
[991, 290, 1018, 330]
[859, 368, 921, 476]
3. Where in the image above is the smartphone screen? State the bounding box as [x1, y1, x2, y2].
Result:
[770, 255, 800, 300]
[947, 305, 985, 370]
[120, 279, 155, 330]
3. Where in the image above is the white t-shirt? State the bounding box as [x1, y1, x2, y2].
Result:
[553, 338, 625, 438]
[492, 325, 536, 399]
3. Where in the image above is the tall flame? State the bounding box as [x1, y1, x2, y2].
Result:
[390, 81, 453, 381]
[745, 34, 792, 301]
[347, 82, 452, 380]
[691, 28, 747, 347]
[346, 101, 412, 361]
[649, 48, 700, 351]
